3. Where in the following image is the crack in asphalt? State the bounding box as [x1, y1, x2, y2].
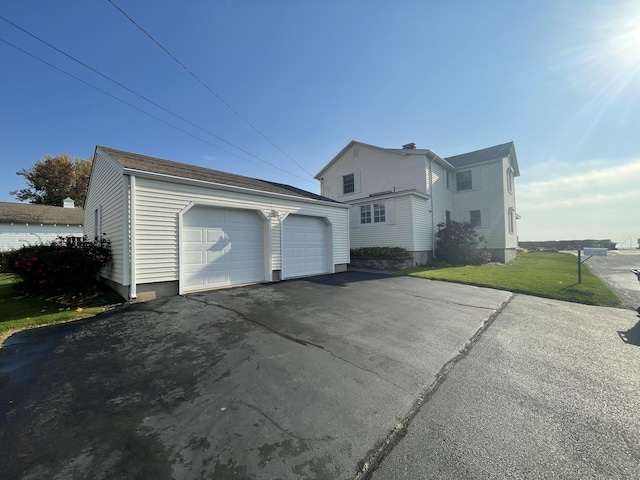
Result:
[353, 293, 518, 480]
[185, 296, 410, 393]
[235, 400, 338, 443]
[404, 292, 500, 310]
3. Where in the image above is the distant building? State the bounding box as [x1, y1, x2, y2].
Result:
[0, 198, 83, 251]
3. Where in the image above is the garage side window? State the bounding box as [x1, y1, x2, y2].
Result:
[93, 206, 102, 239]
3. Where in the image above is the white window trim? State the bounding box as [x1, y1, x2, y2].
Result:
[507, 168, 514, 194]
[359, 202, 387, 226]
[339, 171, 361, 196]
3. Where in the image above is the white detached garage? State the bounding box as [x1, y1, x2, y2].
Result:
[84, 147, 350, 300]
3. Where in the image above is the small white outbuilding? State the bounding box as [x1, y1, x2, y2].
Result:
[84, 146, 350, 300]
[0, 199, 83, 252]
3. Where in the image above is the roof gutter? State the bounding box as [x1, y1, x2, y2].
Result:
[121, 168, 349, 209]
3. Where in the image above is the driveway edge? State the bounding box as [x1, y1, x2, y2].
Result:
[354, 292, 517, 479]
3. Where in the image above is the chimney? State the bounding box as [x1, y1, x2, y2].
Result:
[63, 197, 75, 208]
[402, 142, 416, 149]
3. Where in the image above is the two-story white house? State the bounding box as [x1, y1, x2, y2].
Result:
[315, 140, 520, 263]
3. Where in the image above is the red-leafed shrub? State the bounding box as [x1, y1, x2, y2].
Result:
[6, 235, 111, 295]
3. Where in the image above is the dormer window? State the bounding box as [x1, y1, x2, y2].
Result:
[343, 173, 355, 194]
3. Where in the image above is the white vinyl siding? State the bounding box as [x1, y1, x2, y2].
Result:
[84, 150, 127, 285]
[410, 195, 432, 251]
[503, 158, 518, 248]
[350, 194, 422, 251]
[133, 177, 348, 285]
[429, 162, 454, 225]
[0, 224, 83, 252]
[321, 144, 427, 199]
[454, 162, 504, 247]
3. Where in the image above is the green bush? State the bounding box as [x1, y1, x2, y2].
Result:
[435, 221, 491, 266]
[351, 246, 408, 258]
[6, 235, 112, 295]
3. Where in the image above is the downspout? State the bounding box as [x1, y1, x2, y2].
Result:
[129, 175, 137, 300]
[427, 156, 436, 259]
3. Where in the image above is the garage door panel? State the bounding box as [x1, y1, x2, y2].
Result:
[183, 250, 205, 266]
[282, 215, 328, 278]
[182, 206, 265, 292]
[184, 229, 204, 243]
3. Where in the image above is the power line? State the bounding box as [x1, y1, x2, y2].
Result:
[107, 0, 315, 178]
[0, 37, 317, 186]
[0, 14, 314, 185]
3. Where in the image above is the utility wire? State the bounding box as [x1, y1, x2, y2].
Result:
[0, 36, 316, 185]
[107, 0, 315, 178]
[0, 14, 314, 184]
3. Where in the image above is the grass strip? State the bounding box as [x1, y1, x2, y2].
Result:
[0, 274, 122, 345]
[400, 252, 621, 307]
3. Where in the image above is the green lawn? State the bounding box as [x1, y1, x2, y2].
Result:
[0, 274, 122, 345]
[401, 252, 622, 307]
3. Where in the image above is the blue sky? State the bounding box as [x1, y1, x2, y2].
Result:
[1, 0, 639, 243]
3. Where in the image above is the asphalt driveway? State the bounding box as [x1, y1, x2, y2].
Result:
[0, 272, 512, 479]
[583, 249, 640, 310]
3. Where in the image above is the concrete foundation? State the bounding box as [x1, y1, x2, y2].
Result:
[101, 265, 351, 301]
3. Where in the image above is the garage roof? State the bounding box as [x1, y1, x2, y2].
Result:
[0, 202, 84, 225]
[98, 146, 338, 203]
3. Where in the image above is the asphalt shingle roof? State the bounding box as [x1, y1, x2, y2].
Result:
[98, 147, 336, 203]
[445, 142, 515, 168]
[0, 202, 84, 225]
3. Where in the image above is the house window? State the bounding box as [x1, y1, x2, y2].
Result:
[445, 171, 451, 190]
[343, 173, 355, 194]
[360, 203, 386, 224]
[509, 209, 515, 233]
[360, 205, 371, 224]
[457, 170, 472, 191]
[470, 210, 481, 228]
[445, 210, 452, 225]
[507, 168, 514, 193]
[374, 203, 385, 222]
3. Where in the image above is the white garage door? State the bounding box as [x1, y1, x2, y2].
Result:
[282, 215, 329, 278]
[182, 206, 265, 292]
